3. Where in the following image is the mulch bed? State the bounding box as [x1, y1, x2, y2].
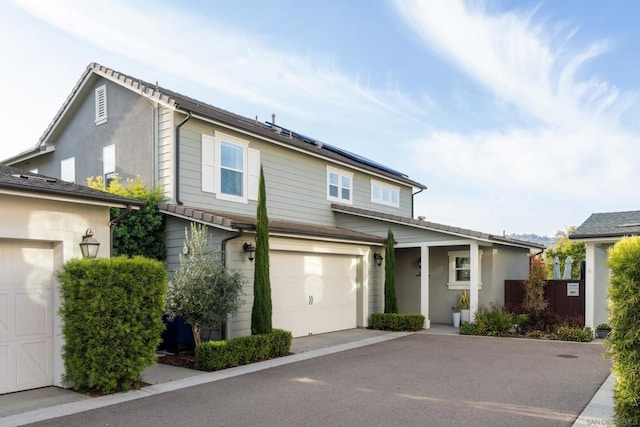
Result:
[157, 352, 199, 370]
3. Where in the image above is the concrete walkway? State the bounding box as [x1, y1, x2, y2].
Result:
[0, 328, 615, 426]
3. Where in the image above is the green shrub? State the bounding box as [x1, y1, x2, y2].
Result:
[474, 304, 514, 336]
[516, 314, 529, 334]
[195, 329, 292, 371]
[606, 236, 640, 425]
[550, 326, 593, 342]
[370, 313, 425, 331]
[459, 321, 478, 335]
[526, 330, 545, 339]
[57, 256, 166, 394]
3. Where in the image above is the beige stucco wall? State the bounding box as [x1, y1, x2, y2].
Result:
[0, 193, 112, 388]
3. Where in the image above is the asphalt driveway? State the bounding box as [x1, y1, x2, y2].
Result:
[31, 333, 611, 427]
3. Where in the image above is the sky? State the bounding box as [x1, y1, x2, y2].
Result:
[2, 0, 640, 237]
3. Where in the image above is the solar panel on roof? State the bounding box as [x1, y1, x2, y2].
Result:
[264, 122, 407, 178]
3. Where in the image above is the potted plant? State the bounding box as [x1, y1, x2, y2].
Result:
[451, 306, 461, 328]
[459, 291, 470, 323]
[595, 323, 611, 339]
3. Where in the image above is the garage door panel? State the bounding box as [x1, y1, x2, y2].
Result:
[271, 252, 358, 338]
[0, 240, 53, 394]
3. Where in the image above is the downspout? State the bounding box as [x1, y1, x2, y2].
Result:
[108, 204, 134, 257]
[175, 110, 192, 205]
[411, 188, 425, 218]
[220, 229, 245, 340]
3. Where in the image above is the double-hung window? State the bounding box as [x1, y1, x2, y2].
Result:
[327, 166, 353, 204]
[371, 179, 399, 207]
[103, 144, 115, 187]
[448, 250, 482, 290]
[201, 133, 259, 203]
[60, 157, 75, 183]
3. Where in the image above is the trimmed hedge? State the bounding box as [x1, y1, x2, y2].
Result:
[57, 256, 167, 394]
[370, 313, 425, 331]
[195, 329, 292, 371]
[606, 236, 640, 425]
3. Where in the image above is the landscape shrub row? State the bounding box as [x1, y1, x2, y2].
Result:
[57, 256, 167, 394]
[195, 329, 292, 371]
[370, 313, 425, 331]
[459, 304, 593, 342]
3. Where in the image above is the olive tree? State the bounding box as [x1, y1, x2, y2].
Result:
[166, 223, 245, 346]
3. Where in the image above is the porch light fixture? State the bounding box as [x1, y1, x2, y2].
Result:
[79, 229, 100, 259]
[243, 242, 256, 262]
[373, 252, 383, 267]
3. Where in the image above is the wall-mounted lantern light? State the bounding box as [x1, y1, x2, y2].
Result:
[373, 252, 383, 267]
[79, 229, 100, 259]
[243, 242, 256, 262]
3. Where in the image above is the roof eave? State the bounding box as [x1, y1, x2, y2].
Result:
[3, 145, 55, 166]
[0, 184, 144, 208]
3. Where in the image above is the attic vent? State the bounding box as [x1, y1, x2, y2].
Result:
[95, 85, 108, 125]
[12, 173, 57, 183]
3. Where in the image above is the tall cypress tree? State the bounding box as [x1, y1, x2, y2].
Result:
[251, 166, 272, 335]
[384, 228, 398, 314]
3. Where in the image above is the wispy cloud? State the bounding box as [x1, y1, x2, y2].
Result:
[395, 0, 640, 233]
[394, 0, 636, 127]
[13, 0, 424, 125]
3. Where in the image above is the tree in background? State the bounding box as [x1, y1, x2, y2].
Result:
[251, 166, 273, 335]
[87, 175, 166, 261]
[166, 223, 245, 346]
[384, 228, 398, 314]
[544, 227, 585, 279]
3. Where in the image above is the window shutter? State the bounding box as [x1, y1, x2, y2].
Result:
[247, 148, 260, 201]
[202, 134, 216, 193]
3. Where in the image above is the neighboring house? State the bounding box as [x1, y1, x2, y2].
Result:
[0, 164, 143, 394]
[4, 62, 542, 339]
[570, 210, 640, 329]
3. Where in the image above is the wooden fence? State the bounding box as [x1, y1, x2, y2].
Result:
[504, 280, 585, 324]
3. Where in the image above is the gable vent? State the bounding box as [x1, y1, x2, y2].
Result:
[95, 85, 108, 125]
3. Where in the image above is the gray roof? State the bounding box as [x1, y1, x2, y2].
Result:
[331, 204, 545, 249]
[570, 210, 640, 239]
[0, 164, 144, 208]
[160, 203, 386, 244]
[5, 62, 426, 190]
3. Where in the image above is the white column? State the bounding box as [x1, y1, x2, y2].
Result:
[469, 241, 480, 322]
[420, 245, 430, 328]
[585, 242, 596, 329]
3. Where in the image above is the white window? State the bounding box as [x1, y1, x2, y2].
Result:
[61, 157, 75, 183]
[95, 85, 108, 125]
[327, 166, 353, 204]
[201, 133, 260, 203]
[371, 179, 400, 207]
[448, 250, 482, 290]
[103, 144, 115, 187]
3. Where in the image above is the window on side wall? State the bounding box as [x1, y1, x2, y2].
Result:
[103, 144, 115, 188]
[327, 166, 353, 204]
[447, 250, 483, 290]
[201, 133, 260, 203]
[61, 157, 75, 183]
[95, 85, 108, 125]
[371, 179, 400, 207]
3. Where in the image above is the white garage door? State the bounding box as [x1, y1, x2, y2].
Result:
[270, 252, 358, 338]
[0, 240, 54, 394]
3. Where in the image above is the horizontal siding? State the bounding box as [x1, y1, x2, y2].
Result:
[176, 118, 416, 226]
[335, 214, 466, 244]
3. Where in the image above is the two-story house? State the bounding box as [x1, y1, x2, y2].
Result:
[5, 63, 542, 338]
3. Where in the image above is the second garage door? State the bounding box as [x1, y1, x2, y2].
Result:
[0, 240, 54, 395]
[270, 252, 358, 338]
